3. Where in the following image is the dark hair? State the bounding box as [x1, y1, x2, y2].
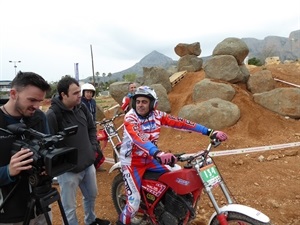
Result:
[57, 75, 79, 99]
[11, 71, 50, 92]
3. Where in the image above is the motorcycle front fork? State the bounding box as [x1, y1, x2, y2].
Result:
[205, 180, 233, 225]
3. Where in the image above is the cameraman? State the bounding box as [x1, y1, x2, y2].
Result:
[0, 72, 51, 224]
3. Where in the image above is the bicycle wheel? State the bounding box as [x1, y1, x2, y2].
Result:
[210, 211, 272, 225]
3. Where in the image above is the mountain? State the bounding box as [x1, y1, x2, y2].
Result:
[81, 30, 299, 83]
[110, 50, 177, 81]
[242, 30, 300, 62]
[81, 51, 177, 83]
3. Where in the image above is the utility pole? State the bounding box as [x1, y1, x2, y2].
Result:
[90, 45, 95, 86]
[9, 60, 21, 75]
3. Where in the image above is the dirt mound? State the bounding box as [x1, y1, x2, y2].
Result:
[52, 63, 300, 225]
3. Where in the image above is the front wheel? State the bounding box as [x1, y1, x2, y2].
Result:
[210, 211, 272, 225]
[113, 143, 121, 163]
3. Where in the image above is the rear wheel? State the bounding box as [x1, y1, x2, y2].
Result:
[210, 211, 272, 225]
[111, 172, 125, 214]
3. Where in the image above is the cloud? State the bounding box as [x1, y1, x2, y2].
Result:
[0, 0, 299, 82]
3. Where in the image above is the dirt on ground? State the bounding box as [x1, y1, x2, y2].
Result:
[50, 63, 300, 225]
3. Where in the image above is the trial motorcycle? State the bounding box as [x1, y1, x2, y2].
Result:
[96, 113, 124, 163]
[109, 139, 272, 225]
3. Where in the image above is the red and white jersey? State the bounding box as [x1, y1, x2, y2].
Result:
[119, 108, 210, 166]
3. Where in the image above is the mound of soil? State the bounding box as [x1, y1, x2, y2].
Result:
[51, 63, 300, 225]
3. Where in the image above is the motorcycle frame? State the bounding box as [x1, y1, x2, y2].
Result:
[96, 114, 124, 162]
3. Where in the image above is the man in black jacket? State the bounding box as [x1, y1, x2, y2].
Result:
[0, 71, 51, 224]
[46, 76, 110, 225]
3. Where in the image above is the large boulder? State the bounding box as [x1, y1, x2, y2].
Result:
[213, 37, 249, 65]
[253, 88, 300, 119]
[178, 98, 240, 130]
[109, 82, 133, 105]
[247, 70, 275, 94]
[151, 84, 171, 113]
[193, 78, 236, 102]
[177, 55, 203, 72]
[142, 67, 172, 93]
[204, 55, 245, 83]
[174, 42, 201, 57]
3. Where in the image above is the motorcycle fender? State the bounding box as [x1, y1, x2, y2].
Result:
[108, 161, 121, 173]
[208, 204, 270, 224]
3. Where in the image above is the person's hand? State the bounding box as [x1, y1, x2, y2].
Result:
[210, 131, 228, 141]
[155, 152, 177, 165]
[8, 148, 33, 177]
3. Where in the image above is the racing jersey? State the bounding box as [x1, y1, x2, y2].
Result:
[119, 108, 210, 166]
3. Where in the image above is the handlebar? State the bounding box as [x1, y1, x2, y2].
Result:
[155, 138, 222, 167]
[176, 138, 222, 163]
[96, 113, 124, 126]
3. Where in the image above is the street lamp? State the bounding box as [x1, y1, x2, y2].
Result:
[9, 60, 21, 75]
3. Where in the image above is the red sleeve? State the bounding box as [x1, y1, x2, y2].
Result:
[121, 96, 130, 111]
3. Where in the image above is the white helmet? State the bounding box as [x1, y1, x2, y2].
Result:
[132, 86, 158, 111]
[81, 83, 96, 97]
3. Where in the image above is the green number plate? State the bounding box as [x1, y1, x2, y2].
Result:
[200, 164, 221, 188]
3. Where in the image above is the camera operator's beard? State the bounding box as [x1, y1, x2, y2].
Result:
[15, 98, 36, 117]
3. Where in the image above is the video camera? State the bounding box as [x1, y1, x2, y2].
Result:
[5, 123, 78, 187]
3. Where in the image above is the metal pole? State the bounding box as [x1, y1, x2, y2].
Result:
[90, 45, 95, 86]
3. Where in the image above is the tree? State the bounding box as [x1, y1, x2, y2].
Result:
[122, 73, 137, 82]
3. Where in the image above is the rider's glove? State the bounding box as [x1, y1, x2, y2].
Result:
[207, 129, 228, 141]
[154, 151, 177, 165]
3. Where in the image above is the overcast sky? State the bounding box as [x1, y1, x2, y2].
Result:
[0, 0, 299, 82]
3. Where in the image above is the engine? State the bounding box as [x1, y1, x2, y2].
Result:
[154, 190, 194, 225]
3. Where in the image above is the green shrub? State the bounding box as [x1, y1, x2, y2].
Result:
[248, 57, 263, 66]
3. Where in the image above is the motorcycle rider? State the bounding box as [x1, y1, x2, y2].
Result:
[116, 86, 228, 225]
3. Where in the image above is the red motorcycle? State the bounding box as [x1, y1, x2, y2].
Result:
[109, 139, 272, 225]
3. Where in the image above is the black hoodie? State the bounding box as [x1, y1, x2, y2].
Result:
[46, 97, 99, 172]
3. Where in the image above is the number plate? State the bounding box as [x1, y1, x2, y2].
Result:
[200, 164, 221, 188]
[104, 123, 117, 135]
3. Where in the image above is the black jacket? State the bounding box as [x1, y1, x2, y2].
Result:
[46, 97, 99, 173]
[0, 109, 49, 223]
